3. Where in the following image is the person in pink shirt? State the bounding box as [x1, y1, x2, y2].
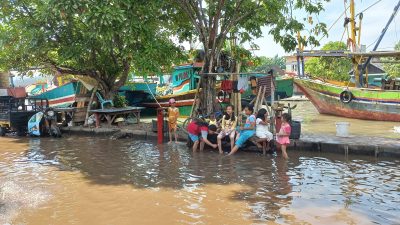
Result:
[187, 118, 217, 152]
[277, 113, 291, 159]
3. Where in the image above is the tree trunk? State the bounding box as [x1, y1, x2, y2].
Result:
[199, 54, 217, 115]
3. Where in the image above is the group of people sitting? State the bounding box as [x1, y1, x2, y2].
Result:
[185, 104, 292, 158]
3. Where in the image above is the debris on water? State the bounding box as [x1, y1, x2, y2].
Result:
[393, 126, 400, 134]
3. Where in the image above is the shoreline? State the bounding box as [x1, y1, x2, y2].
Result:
[60, 126, 400, 158]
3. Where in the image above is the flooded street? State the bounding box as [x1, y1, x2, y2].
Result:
[1, 136, 399, 225]
[287, 100, 400, 139]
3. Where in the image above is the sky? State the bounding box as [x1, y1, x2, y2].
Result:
[247, 0, 400, 57]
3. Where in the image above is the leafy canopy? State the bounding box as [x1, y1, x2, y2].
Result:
[305, 41, 352, 81]
[0, 0, 185, 94]
[173, 0, 329, 55]
[253, 55, 286, 72]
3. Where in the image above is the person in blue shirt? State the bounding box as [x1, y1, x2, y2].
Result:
[228, 105, 256, 155]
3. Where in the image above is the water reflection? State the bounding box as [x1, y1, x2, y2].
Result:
[1, 136, 399, 224]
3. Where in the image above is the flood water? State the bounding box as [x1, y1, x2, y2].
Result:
[286, 100, 400, 139]
[1, 136, 399, 225]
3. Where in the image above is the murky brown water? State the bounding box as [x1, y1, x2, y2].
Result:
[286, 100, 400, 139]
[1, 136, 399, 225]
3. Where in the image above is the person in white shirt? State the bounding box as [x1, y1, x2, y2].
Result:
[255, 108, 273, 153]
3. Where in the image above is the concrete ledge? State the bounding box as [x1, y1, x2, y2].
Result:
[60, 126, 400, 158]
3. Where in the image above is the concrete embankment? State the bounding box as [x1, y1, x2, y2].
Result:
[61, 126, 400, 157]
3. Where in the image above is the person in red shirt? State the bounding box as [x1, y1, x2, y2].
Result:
[187, 118, 217, 152]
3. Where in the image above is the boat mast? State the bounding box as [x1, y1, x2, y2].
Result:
[360, 0, 400, 83]
[350, 0, 362, 87]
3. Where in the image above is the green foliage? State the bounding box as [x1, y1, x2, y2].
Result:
[253, 55, 286, 72]
[383, 42, 400, 77]
[172, 0, 329, 66]
[305, 41, 352, 81]
[0, 0, 186, 95]
[113, 95, 127, 108]
[173, 0, 329, 114]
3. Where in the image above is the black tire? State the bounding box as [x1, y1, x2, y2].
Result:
[0, 127, 6, 136]
[217, 90, 226, 102]
[16, 128, 26, 137]
[340, 90, 353, 103]
[50, 125, 62, 138]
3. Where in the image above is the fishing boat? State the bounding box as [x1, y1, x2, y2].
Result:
[295, 78, 400, 121]
[142, 63, 294, 116]
[142, 63, 207, 116]
[32, 80, 90, 107]
[294, 0, 400, 122]
[119, 82, 157, 106]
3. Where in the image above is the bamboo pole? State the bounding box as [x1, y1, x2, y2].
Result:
[189, 76, 202, 118]
[259, 86, 266, 112]
[84, 86, 98, 127]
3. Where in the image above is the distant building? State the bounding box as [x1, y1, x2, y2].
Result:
[284, 55, 311, 75]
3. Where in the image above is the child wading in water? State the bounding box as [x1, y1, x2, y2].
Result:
[228, 105, 255, 156]
[167, 98, 179, 143]
[277, 113, 291, 159]
[217, 105, 237, 154]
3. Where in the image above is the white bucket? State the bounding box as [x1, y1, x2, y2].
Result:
[335, 122, 350, 137]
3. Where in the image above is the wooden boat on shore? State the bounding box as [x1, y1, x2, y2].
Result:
[142, 63, 294, 116]
[142, 63, 206, 116]
[33, 81, 89, 107]
[295, 78, 400, 122]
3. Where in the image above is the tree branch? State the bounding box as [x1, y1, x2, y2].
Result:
[175, 0, 208, 45]
[114, 59, 130, 89]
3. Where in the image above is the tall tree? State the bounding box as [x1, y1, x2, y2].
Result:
[305, 41, 352, 81]
[253, 55, 286, 72]
[173, 0, 328, 113]
[0, 0, 184, 97]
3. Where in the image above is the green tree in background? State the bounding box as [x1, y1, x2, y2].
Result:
[253, 55, 286, 72]
[172, 0, 329, 114]
[384, 42, 400, 77]
[0, 0, 185, 97]
[305, 41, 352, 81]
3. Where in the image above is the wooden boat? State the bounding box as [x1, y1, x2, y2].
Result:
[32, 81, 89, 107]
[119, 82, 156, 106]
[293, 1, 400, 122]
[142, 62, 294, 116]
[142, 63, 209, 116]
[295, 78, 400, 122]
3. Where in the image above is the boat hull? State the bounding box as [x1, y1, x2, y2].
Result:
[295, 79, 400, 122]
[142, 90, 230, 116]
[32, 82, 84, 107]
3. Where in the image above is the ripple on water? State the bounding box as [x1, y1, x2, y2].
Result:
[0, 137, 399, 224]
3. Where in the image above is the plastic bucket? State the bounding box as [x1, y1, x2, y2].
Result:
[335, 122, 350, 137]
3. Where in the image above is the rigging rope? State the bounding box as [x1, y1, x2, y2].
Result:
[340, 27, 347, 42]
[395, 13, 399, 43]
[319, 5, 349, 42]
[311, 5, 350, 50]
[145, 81, 162, 108]
[356, 0, 383, 17]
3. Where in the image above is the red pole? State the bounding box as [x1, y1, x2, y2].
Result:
[157, 108, 164, 144]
